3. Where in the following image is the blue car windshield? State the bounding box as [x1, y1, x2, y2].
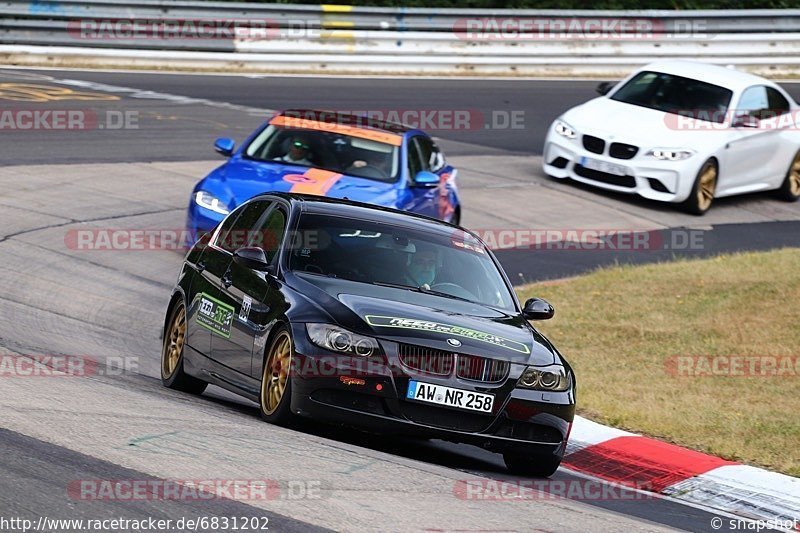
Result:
[245, 124, 401, 183]
[289, 214, 517, 312]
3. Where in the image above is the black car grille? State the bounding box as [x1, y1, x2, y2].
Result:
[574, 164, 636, 188]
[582, 135, 605, 154]
[398, 345, 510, 384]
[609, 142, 639, 160]
[456, 354, 510, 383]
[398, 344, 454, 376]
[399, 402, 494, 432]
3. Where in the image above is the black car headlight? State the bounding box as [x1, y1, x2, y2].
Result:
[517, 364, 571, 392]
[306, 324, 379, 357]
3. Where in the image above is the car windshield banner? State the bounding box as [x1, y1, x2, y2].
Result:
[365, 315, 530, 354]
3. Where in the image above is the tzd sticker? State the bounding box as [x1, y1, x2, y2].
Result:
[364, 315, 530, 354]
[197, 293, 234, 338]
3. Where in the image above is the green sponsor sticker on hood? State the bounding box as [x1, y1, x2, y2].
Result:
[365, 315, 530, 354]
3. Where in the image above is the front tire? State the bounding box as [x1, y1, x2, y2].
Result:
[682, 159, 717, 215]
[259, 327, 294, 425]
[161, 301, 207, 394]
[776, 151, 800, 202]
[503, 452, 561, 478]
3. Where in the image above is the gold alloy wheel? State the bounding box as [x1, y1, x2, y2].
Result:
[790, 153, 800, 197]
[262, 331, 292, 416]
[697, 163, 717, 212]
[162, 304, 186, 379]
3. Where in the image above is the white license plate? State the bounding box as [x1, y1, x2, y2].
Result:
[580, 156, 628, 177]
[406, 380, 494, 413]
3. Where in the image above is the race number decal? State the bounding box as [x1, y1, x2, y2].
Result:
[197, 293, 234, 338]
[239, 295, 253, 322]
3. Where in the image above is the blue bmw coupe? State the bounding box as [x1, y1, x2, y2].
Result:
[187, 110, 462, 240]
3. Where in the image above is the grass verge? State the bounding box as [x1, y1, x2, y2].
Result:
[517, 248, 800, 477]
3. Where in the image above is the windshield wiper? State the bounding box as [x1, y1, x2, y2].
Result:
[371, 281, 424, 292]
[418, 287, 476, 304]
[372, 282, 476, 305]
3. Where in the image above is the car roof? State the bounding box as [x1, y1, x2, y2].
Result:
[277, 109, 415, 135]
[255, 192, 468, 237]
[639, 60, 772, 91]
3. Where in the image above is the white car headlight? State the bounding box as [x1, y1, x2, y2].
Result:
[306, 323, 380, 357]
[194, 191, 230, 215]
[645, 148, 695, 161]
[554, 120, 577, 140]
[517, 364, 571, 392]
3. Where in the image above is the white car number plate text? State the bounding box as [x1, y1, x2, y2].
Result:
[580, 156, 628, 177]
[407, 380, 494, 413]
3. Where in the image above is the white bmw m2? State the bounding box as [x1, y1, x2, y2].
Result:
[543, 61, 800, 214]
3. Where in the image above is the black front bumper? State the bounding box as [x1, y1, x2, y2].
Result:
[288, 324, 575, 457]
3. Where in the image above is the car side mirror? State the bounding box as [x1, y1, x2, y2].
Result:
[731, 114, 759, 128]
[596, 81, 615, 96]
[522, 298, 555, 321]
[412, 170, 440, 188]
[214, 137, 235, 157]
[233, 247, 272, 272]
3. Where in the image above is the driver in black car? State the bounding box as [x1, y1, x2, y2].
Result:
[404, 243, 439, 287]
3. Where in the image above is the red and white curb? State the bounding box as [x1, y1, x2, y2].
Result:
[565, 416, 800, 524]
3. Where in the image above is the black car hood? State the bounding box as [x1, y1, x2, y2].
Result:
[287, 272, 557, 366]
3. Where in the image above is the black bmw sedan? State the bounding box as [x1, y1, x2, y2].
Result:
[161, 193, 575, 477]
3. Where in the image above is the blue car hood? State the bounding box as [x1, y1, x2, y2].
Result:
[213, 159, 399, 207]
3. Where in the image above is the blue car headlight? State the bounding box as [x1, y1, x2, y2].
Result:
[194, 191, 230, 215]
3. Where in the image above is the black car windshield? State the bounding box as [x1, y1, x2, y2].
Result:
[244, 124, 401, 183]
[289, 214, 516, 312]
[611, 71, 733, 123]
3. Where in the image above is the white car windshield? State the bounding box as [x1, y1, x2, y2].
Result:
[611, 71, 733, 123]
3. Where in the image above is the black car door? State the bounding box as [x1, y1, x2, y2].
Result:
[217, 203, 289, 379]
[203, 200, 272, 377]
[185, 203, 247, 357]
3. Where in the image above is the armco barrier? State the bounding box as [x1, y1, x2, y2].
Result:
[1, 1, 800, 76]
